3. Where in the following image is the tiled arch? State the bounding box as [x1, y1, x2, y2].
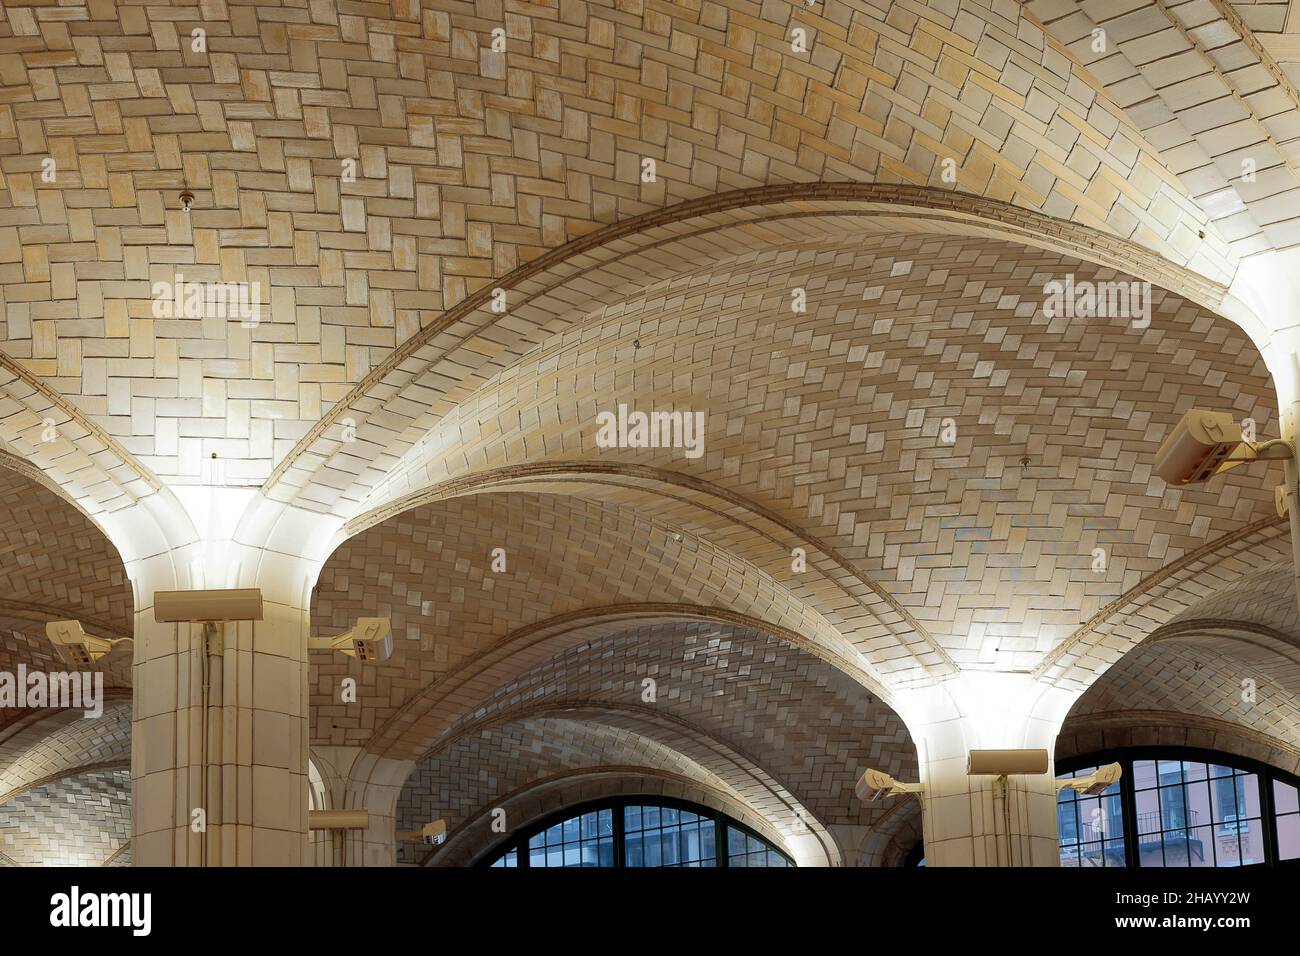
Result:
[279, 189, 1237, 522]
[426, 768, 794, 868]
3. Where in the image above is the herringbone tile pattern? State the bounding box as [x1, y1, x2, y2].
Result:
[0, 0, 1229, 512]
[0, 768, 129, 866]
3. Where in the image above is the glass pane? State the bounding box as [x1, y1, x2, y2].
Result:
[645, 832, 662, 867]
[1274, 780, 1299, 815]
[1136, 788, 1161, 834]
[728, 828, 744, 854]
[1160, 830, 1189, 867]
[1239, 818, 1265, 866]
[1187, 826, 1215, 867]
[1157, 760, 1182, 785]
[1277, 813, 1300, 861]
[1160, 783, 1188, 831]
[1187, 778, 1212, 827]
[1133, 759, 1158, 790]
[1103, 839, 1125, 867]
[701, 820, 716, 859]
[1240, 775, 1261, 818]
[1211, 774, 1241, 823]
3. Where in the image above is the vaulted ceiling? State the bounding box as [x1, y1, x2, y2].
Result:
[2, 0, 1299, 866]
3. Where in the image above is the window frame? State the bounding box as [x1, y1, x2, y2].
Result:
[1057, 746, 1300, 868]
[476, 795, 796, 868]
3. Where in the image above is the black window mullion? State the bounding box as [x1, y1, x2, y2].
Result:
[1261, 767, 1279, 866]
[615, 798, 626, 868]
[1120, 758, 1140, 868]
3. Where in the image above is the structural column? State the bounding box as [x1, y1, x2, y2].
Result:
[1224, 251, 1300, 618]
[308, 746, 415, 866]
[113, 493, 336, 866]
[897, 674, 1078, 867]
[132, 585, 311, 865]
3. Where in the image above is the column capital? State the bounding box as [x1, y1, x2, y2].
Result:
[897, 673, 1083, 867]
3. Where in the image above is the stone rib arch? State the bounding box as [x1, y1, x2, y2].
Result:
[330, 231, 1278, 677]
[0, 699, 132, 806]
[1058, 712, 1300, 776]
[268, 184, 1244, 516]
[428, 699, 841, 865]
[857, 797, 925, 867]
[1062, 632, 1300, 767]
[361, 601, 888, 761]
[1034, 516, 1292, 689]
[345, 462, 956, 681]
[425, 767, 798, 868]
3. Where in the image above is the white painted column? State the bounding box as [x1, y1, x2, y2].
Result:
[896, 674, 1079, 867]
[112, 492, 338, 866]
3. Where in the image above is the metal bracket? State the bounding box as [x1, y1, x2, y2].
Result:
[203, 621, 225, 657]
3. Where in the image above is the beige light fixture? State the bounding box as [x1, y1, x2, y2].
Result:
[44, 620, 132, 667]
[153, 588, 264, 623]
[308, 809, 370, 830]
[308, 618, 393, 663]
[854, 767, 923, 801]
[966, 749, 1050, 776]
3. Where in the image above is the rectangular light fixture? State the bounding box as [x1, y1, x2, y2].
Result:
[154, 588, 264, 623]
[308, 810, 370, 831]
[967, 749, 1050, 775]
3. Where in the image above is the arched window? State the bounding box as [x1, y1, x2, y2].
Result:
[1057, 748, 1300, 868]
[482, 797, 794, 868]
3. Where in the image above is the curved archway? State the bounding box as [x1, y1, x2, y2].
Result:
[476, 793, 795, 868]
[425, 768, 796, 868]
[275, 185, 1247, 520]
